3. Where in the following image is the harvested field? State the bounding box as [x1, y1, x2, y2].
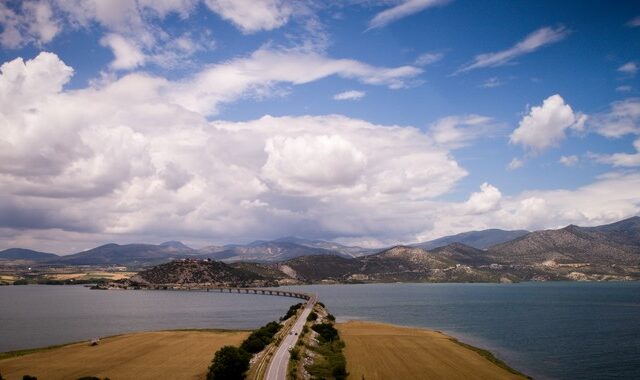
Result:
[0, 330, 248, 380]
[336, 321, 528, 380]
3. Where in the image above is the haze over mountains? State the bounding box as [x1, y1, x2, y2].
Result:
[2, 217, 640, 282]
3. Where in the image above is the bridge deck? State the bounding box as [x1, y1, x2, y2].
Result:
[148, 285, 311, 300]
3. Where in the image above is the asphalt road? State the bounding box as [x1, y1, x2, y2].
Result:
[265, 294, 317, 380]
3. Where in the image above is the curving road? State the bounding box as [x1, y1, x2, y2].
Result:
[265, 294, 317, 380]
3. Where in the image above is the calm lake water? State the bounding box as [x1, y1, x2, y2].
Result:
[1, 282, 639, 380]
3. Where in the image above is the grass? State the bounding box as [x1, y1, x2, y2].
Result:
[0, 330, 248, 380]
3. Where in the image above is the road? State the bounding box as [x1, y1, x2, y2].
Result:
[265, 294, 317, 380]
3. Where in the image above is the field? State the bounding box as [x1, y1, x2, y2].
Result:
[336, 321, 528, 380]
[47, 271, 137, 281]
[0, 330, 248, 380]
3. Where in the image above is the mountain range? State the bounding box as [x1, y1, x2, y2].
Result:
[2, 217, 640, 283]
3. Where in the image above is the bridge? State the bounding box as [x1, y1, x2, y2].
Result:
[146, 284, 311, 300]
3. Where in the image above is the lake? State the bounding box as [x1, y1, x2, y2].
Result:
[1, 282, 639, 379]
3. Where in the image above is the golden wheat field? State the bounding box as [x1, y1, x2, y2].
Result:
[336, 321, 527, 380]
[0, 330, 248, 380]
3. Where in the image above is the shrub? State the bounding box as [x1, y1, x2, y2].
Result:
[311, 323, 339, 343]
[23, 376, 38, 380]
[207, 346, 251, 380]
[280, 303, 303, 321]
[326, 313, 336, 322]
[307, 311, 318, 322]
[239, 321, 281, 354]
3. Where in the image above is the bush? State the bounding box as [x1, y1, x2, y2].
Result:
[326, 313, 336, 322]
[207, 346, 251, 380]
[0, 371, 3, 380]
[307, 311, 318, 322]
[239, 321, 281, 354]
[280, 303, 303, 321]
[311, 323, 339, 343]
[23, 376, 37, 380]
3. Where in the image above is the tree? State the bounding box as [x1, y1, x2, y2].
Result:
[207, 346, 251, 380]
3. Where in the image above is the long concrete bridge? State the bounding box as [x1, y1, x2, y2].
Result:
[147, 284, 311, 300]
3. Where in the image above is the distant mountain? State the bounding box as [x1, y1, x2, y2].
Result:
[54, 243, 195, 266]
[413, 229, 529, 250]
[159, 241, 193, 250]
[271, 236, 378, 257]
[0, 248, 59, 261]
[211, 241, 349, 262]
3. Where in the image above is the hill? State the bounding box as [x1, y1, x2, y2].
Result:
[129, 259, 271, 287]
[488, 222, 640, 266]
[413, 229, 529, 250]
[0, 248, 59, 261]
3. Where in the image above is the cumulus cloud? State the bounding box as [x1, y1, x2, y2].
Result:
[203, 0, 293, 33]
[618, 62, 638, 76]
[333, 90, 366, 101]
[463, 182, 502, 214]
[368, 0, 451, 30]
[559, 155, 578, 167]
[616, 85, 632, 93]
[0, 52, 465, 251]
[510, 94, 584, 152]
[456, 26, 569, 74]
[100, 33, 146, 70]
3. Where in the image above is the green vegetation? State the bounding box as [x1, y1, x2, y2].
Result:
[311, 323, 339, 342]
[23, 376, 37, 380]
[207, 346, 251, 380]
[326, 313, 336, 322]
[280, 303, 303, 321]
[306, 320, 348, 380]
[448, 338, 531, 379]
[239, 321, 280, 354]
[0, 371, 3, 380]
[307, 311, 318, 322]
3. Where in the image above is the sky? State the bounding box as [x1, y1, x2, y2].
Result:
[1, 0, 640, 254]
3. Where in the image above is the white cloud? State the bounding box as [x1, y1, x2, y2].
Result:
[616, 85, 632, 93]
[510, 94, 582, 152]
[627, 16, 640, 28]
[618, 62, 638, 76]
[171, 46, 422, 115]
[456, 26, 569, 74]
[415, 52, 443, 66]
[590, 139, 640, 167]
[428, 114, 495, 149]
[262, 135, 367, 193]
[559, 155, 578, 167]
[203, 0, 293, 33]
[507, 157, 524, 170]
[463, 182, 502, 214]
[0, 0, 60, 48]
[0, 52, 465, 251]
[590, 98, 640, 138]
[100, 33, 146, 70]
[333, 90, 366, 101]
[368, 0, 450, 30]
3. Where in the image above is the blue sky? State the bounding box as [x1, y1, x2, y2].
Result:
[1, 0, 639, 253]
